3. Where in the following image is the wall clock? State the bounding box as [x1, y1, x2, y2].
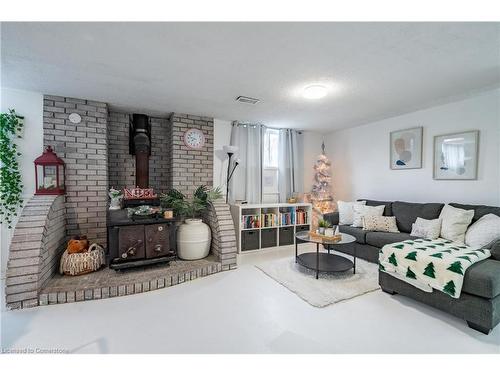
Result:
[68, 113, 82, 124]
[183, 128, 205, 149]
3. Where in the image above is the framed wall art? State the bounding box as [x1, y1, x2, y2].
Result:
[390, 126, 423, 169]
[433, 130, 479, 180]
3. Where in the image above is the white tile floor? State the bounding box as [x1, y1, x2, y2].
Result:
[1, 244, 499, 353]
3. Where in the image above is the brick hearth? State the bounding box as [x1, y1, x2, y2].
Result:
[5, 195, 66, 309]
[39, 256, 222, 305]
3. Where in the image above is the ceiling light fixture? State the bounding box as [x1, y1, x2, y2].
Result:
[302, 85, 328, 100]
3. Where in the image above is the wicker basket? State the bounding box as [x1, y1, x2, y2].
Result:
[59, 243, 106, 276]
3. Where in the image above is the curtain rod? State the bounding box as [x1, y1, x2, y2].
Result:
[232, 121, 303, 133]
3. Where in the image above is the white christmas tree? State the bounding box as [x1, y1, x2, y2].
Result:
[310, 142, 334, 222]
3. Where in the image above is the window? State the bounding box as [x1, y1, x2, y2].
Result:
[264, 128, 279, 168]
[262, 129, 280, 203]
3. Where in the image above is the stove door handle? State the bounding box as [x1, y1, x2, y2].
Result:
[121, 239, 142, 258]
[121, 246, 136, 258]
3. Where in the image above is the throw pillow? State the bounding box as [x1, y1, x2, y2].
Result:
[352, 204, 385, 227]
[362, 215, 399, 233]
[439, 204, 474, 243]
[410, 217, 442, 239]
[465, 214, 500, 248]
[338, 200, 366, 225]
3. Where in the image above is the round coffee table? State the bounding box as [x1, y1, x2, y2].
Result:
[295, 231, 357, 279]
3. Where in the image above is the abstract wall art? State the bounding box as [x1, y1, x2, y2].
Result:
[433, 130, 479, 180]
[390, 126, 423, 169]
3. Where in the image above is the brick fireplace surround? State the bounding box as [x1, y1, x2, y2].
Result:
[5, 95, 237, 309]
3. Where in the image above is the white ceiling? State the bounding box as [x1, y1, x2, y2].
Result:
[2, 22, 499, 132]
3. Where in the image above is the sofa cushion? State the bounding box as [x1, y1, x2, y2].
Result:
[450, 203, 500, 224]
[352, 204, 385, 227]
[392, 201, 444, 233]
[338, 225, 368, 244]
[338, 201, 367, 225]
[363, 215, 399, 233]
[323, 212, 339, 225]
[465, 213, 500, 248]
[489, 239, 500, 261]
[365, 231, 416, 248]
[359, 199, 393, 216]
[410, 217, 442, 239]
[462, 259, 500, 299]
[439, 204, 474, 243]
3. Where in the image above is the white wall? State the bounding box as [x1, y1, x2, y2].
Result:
[0, 88, 44, 282]
[325, 88, 500, 206]
[213, 119, 232, 198]
[302, 131, 324, 195]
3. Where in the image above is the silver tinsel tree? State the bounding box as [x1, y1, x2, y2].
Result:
[310, 141, 334, 218]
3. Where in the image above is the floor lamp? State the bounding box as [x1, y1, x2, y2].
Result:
[223, 145, 239, 203]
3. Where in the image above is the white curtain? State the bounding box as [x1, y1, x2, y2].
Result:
[278, 129, 304, 202]
[229, 123, 262, 204]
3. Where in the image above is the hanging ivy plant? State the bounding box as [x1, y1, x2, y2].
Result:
[0, 109, 24, 228]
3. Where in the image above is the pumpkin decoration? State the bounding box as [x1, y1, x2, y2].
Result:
[66, 235, 89, 254]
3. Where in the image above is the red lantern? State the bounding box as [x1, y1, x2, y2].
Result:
[34, 146, 65, 195]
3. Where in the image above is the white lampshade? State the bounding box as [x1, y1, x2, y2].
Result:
[223, 145, 239, 154]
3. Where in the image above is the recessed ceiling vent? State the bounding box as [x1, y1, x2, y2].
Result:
[235, 96, 260, 105]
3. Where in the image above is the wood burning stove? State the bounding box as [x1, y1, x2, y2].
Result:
[107, 210, 177, 270]
[106, 113, 177, 270]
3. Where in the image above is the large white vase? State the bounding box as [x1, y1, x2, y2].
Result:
[177, 218, 211, 260]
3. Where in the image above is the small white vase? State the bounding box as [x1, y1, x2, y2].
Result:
[177, 218, 211, 260]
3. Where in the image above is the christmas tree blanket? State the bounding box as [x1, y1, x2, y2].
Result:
[379, 238, 490, 298]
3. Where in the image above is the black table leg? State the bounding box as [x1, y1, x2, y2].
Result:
[353, 245, 356, 274]
[295, 240, 298, 263]
[316, 243, 319, 279]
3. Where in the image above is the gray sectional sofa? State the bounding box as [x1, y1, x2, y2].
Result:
[324, 200, 500, 334]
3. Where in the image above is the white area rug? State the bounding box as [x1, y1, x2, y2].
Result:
[256, 253, 380, 307]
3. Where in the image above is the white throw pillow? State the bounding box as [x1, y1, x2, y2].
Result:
[410, 217, 442, 240]
[338, 200, 366, 225]
[439, 204, 474, 243]
[352, 204, 385, 227]
[363, 215, 399, 233]
[465, 214, 500, 248]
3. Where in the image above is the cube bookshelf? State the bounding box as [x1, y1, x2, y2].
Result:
[230, 203, 313, 253]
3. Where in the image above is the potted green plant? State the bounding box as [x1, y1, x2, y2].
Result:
[318, 219, 330, 235]
[0, 109, 24, 228]
[160, 185, 222, 260]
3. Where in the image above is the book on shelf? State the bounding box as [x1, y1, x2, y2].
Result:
[242, 215, 260, 229]
[261, 213, 278, 228]
[295, 209, 308, 225]
[280, 212, 292, 226]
